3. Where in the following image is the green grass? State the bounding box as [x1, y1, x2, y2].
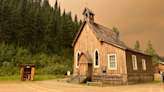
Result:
[151, 78, 163, 83]
[34, 75, 68, 81]
[0, 75, 68, 82]
[0, 75, 20, 81]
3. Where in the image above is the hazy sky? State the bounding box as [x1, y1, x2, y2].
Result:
[49, 0, 164, 56]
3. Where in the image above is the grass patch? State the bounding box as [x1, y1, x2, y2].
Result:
[0, 75, 68, 82]
[0, 75, 20, 81]
[151, 78, 163, 83]
[34, 75, 68, 81]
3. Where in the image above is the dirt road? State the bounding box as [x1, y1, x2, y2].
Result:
[0, 79, 164, 92]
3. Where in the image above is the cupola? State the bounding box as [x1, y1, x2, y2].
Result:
[83, 7, 95, 24]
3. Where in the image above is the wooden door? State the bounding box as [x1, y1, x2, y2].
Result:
[79, 63, 88, 77]
[88, 64, 92, 77]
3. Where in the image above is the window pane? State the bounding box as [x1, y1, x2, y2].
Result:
[77, 53, 79, 66]
[95, 51, 98, 66]
[109, 55, 116, 68]
[142, 59, 146, 70]
[132, 56, 137, 69]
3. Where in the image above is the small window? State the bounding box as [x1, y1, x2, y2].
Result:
[86, 13, 88, 18]
[142, 59, 146, 70]
[76, 51, 80, 68]
[94, 49, 100, 68]
[132, 55, 137, 70]
[108, 54, 117, 70]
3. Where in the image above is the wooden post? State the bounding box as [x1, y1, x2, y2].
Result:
[31, 67, 35, 80]
[20, 66, 24, 81]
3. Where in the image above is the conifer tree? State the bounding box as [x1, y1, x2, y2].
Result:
[0, 0, 11, 44]
[26, 2, 35, 46]
[8, 0, 18, 44]
[59, 9, 66, 46]
[134, 40, 140, 51]
[66, 12, 74, 48]
[44, 8, 53, 51]
[56, 4, 61, 46]
[112, 27, 120, 36]
[43, 0, 50, 8]
[33, 7, 44, 47]
[17, 0, 27, 46]
[79, 19, 82, 28]
[145, 40, 158, 64]
[74, 14, 78, 36]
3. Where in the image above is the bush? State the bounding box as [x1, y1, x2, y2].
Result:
[0, 44, 74, 76]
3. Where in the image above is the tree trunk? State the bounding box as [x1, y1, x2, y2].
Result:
[33, 38, 37, 48]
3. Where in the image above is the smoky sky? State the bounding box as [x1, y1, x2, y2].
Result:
[49, 0, 164, 56]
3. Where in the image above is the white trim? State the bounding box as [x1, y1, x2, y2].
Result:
[132, 55, 137, 70]
[142, 59, 146, 70]
[76, 51, 80, 68]
[108, 54, 117, 70]
[94, 48, 100, 68]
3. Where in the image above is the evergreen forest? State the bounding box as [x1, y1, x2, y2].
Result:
[0, 0, 82, 76]
[0, 0, 163, 76]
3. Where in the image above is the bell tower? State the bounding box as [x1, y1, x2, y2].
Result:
[83, 7, 95, 24]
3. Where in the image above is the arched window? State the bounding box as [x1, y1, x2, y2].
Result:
[76, 51, 80, 68]
[95, 51, 98, 65]
[94, 49, 100, 68]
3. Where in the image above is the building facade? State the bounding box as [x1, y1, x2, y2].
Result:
[71, 7, 154, 85]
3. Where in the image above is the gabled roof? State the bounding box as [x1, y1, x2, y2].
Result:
[79, 52, 92, 64]
[83, 7, 95, 15]
[71, 20, 152, 56]
[71, 21, 126, 49]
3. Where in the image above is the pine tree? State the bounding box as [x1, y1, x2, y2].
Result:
[0, 0, 11, 44]
[145, 40, 158, 64]
[56, 4, 61, 46]
[0, 0, 3, 36]
[33, 7, 44, 47]
[16, 0, 27, 46]
[134, 40, 140, 51]
[66, 12, 74, 48]
[74, 14, 78, 36]
[26, 1, 35, 46]
[59, 9, 66, 47]
[44, 8, 53, 51]
[43, 0, 50, 8]
[79, 19, 82, 28]
[8, 0, 18, 44]
[112, 27, 120, 36]
[54, 0, 58, 12]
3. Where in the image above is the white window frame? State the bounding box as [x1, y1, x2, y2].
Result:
[94, 48, 100, 68]
[132, 55, 137, 70]
[142, 59, 146, 70]
[76, 51, 80, 68]
[108, 54, 117, 70]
